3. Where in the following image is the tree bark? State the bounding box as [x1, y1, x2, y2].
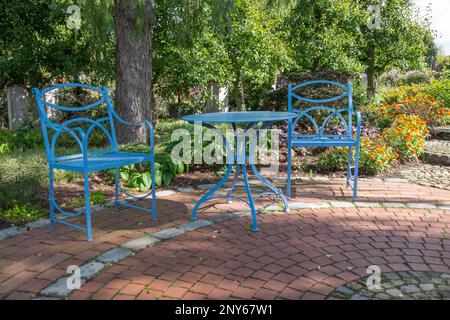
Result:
[113, 0, 155, 144]
[232, 69, 245, 111]
[366, 44, 376, 98]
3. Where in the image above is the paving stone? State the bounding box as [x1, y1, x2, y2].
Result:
[399, 271, 413, 279]
[40, 277, 82, 298]
[336, 286, 354, 296]
[381, 282, 394, 289]
[152, 228, 185, 240]
[404, 278, 419, 284]
[91, 204, 103, 212]
[350, 294, 367, 300]
[96, 248, 134, 264]
[384, 178, 408, 183]
[401, 285, 420, 294]
[197, 184, 216, 190]
[311, 176, 330, 181]
[178, 219, 213, 232]
[386, 288, 403, 297]
[382, 202, 406, 208]
[374, 293, 391, 300]
[74, 207, 85, 214]
[437, 285, 450, 292]
[431, 278, 445, 285]
[123, 236, 160, 251]
[176, 187, 195, 193]
[433, 126, 450, 140]
[33, 297, 61, 300]
[423, 140, 450, 166]
[289, 202, 331, 209]
[440, 289, 450, 298]
[73, 204, 103, 213]
[330, 201, 355, 208]
[0, 227, 24, 240]
[265, 205, 281, 211]
[384, 273, 400, 280]
[156, 190, 177, 197]
[270, 177, 288, 182]
[80, 261, 105, 279]
[406, 203, 437, 209]
[207, 213, 238, 223]
[400, 163, 450, 190]
[346, 282, 364, 291]
[354, 201, 382, 208]
[234, 211, 253, 218]
[411, 292, 428, 300]
[419, 283, 435, 291]
[392, 280, 405, 286]
[330, 271, 450, 300]
[25, 219, 50, 230]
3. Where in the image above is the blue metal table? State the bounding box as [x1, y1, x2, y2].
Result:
[182, 111, 298, 232]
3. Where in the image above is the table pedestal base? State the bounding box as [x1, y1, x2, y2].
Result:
[191, 161, 289, 233]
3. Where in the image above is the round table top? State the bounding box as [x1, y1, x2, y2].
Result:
[182, 111, 298, 124]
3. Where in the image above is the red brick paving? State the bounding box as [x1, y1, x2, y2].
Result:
[0, 179, 449, 299]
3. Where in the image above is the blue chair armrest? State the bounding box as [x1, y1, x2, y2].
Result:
[100, 86, 155, 150]
[112, 115, 155, 150]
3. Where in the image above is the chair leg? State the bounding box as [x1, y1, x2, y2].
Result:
[287, 146, 292, 198]
[83, 171, 92, 241]
[114, 167, 120, 206]
[353, 144, 360, 201]
[49, 168, 55, 226]
[346, 146, 353, 188]
[150, 154, 157, 222]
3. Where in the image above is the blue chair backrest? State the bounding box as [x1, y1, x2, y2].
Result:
[288, 80, 353, 137]
[32, 83, 119, 162]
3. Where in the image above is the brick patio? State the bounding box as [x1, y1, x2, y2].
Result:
[0, 178, 449, 300]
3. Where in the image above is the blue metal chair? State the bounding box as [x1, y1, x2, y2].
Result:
[286, 80, 362, 200]
[32, 83, 156, 241]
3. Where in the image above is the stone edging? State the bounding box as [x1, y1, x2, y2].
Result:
[330, 271, 450, 300]
[36, 211, 248, 299]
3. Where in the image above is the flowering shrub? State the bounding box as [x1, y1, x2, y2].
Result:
[383, 115, 429, 162]
[317, 147, 347, 172]
[358, 136, 396, 175]
[369, 94, 449, 129]
[317, 135, 396, 175]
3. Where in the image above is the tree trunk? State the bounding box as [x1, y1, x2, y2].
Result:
[113, 0, 155, 144]
[366, 44, 376, 98]
[232, 70, 245, 111]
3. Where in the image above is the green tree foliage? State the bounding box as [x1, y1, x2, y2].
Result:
[153, 0, 231, 104]
[0, 0, 114, 88]
[224, 0, 291, 110]
[356, 0, 432, 96]
[286, 0, 363, 73]
[0, 0, 438, 110]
